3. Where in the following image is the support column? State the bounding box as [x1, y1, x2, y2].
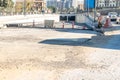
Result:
[67, 16, 69, 22]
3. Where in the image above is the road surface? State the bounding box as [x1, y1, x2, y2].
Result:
[0, 25, 120, 80]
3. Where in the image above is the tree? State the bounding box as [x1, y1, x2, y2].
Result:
[6, 0, 14, 12]
[0, 0, 14, 14]
[66, 7, 75, 13]
[0, 0, 8, 8]
[8, 0, 14, 8]
[0, 0, 2, 6]
[26, 0, 34, 12]
[48, 6, 56, 13]
[3, 0, 8, 8]
[0, 0, 14, 8]
[15, 2, 23, 13]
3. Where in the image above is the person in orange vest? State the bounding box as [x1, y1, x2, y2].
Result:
[96, 15, 105, 35]
[97, 15, 103, 29]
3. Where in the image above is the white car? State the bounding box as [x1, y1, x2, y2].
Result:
[108, 12, 118, 21]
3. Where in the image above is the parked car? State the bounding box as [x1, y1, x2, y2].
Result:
[108, 12, 118, 21]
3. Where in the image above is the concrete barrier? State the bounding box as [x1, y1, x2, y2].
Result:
[44, 20, 54, 28]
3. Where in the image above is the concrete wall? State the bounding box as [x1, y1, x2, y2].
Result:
[75, 14, 95, 29]
[0, 14, 60, 25]
[75, 14, 86, 23]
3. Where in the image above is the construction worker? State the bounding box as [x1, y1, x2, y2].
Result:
[97, 15, 103, 28]
[98, 21, 102, 29]
[96, 15, 105, 35]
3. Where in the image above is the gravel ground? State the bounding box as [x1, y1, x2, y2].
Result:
[0, 25, 120, 80]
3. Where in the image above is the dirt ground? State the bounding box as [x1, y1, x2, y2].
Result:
[0, 26, 120, 80]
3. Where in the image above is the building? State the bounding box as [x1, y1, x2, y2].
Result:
[84, 0, 95, 11]
[78, 0, 84, 10]
[46, 0, 57, 7]
[84, 0, 120, 11]
[96, 0, 120, 8]
[33, 0, 46, 11]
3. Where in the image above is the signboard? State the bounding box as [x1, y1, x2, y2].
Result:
[85, 0, 95, 9]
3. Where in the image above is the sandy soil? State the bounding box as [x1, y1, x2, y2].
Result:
[0, 26, 120, 80]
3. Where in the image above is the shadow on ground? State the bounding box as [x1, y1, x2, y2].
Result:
[39, 38, 90, 46]
[39, 34, 120, 50]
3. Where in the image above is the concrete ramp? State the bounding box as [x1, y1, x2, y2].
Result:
[85, 15, 95, 29]
[75, 14, 96, 30]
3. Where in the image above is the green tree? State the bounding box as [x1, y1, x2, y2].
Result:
[0, 0, 2, 7]
[6, 0, 14, 12]
[3, 0, 8, 8]
[0, 0, 8, 8]
[8, 0, 14, 8]
[0, 0, 14, 14]
[0, 0, 14, 9]
[67, 6, 75, 13]
[26, 0, 34, 12]
[48, 6, 56, 13]
[15, 2, 23, 13]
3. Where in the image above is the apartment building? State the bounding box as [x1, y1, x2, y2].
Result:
[96, 0, 120, 8]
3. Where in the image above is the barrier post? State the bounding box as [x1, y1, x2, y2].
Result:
[82, 26, 86, 30]
[104, 18, 109, 28]
[104, 16, 112, 28]
[33, 20, 35, 27]
[72, 21, 74, 29]
[62, 22, 64, 29]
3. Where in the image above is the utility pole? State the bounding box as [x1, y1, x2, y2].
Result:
[94, 0, 96, 22]
[88, 0, 89, 15]
[23, 0, 26, 16]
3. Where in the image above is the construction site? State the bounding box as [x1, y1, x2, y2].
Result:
[0, 13, 120, 80]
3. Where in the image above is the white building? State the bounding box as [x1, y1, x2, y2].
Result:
[109, 0, 116, 7]
[96, 0, 118, 8]
[96, 0, 105, 7]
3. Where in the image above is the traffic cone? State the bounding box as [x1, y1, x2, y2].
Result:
[104, 18, 109, 28]
[108, 18, 112, 27]
[62, 22, 64, 29]
[33, 20, 35, 27]
[72, 21, 74, 29]
[82, 26, 86, 30]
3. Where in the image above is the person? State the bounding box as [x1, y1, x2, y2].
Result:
[98, 21, 102, 29]
[96, 15, 105, 36]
